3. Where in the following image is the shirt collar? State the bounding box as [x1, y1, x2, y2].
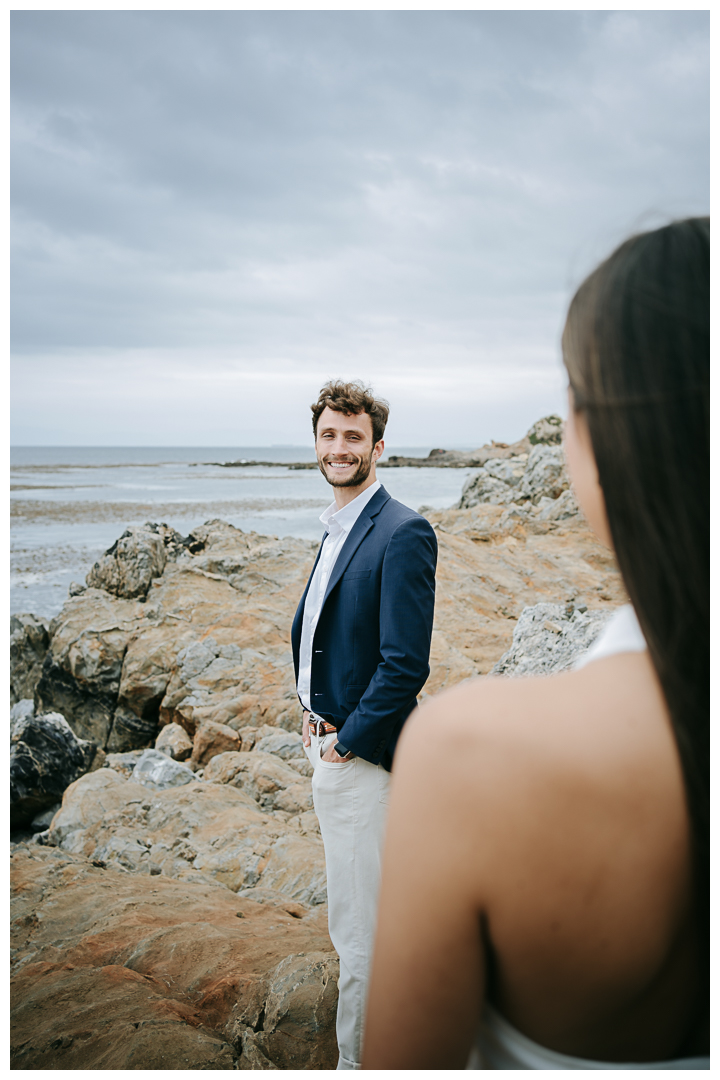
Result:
[320, 479, 382, 535]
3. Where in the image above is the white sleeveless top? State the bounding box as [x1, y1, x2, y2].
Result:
[468, 606, 709, 1070]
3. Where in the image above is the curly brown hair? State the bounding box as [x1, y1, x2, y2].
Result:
[310, 380, 389, 446]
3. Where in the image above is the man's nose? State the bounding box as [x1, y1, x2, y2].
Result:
[331, 436, 352, 456]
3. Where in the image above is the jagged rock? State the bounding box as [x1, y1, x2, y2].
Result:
[520, 444, 569, 503]
[10, 613, 50, 705]
[191, 719, 242, 767]
[85, 522, 186, 600]
[47, 769, 327, 903]
[459, 472, 518, 508]
[34, 588, 145, 748]
[130, 748, 195, 790]
[527, 414, 563, 445]
[536, 488, 580, 522]
[483, 456, 528, 487]
[458, 442, 571, 513]
[155, 721, 193, 761]
[204, 751, 314, 817]
[491, 602, 612, 676]
[11, 845, 336, 1070]
[10, 709, 103, 829]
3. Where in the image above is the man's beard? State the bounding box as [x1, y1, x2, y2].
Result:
[318, 448, 374, 488]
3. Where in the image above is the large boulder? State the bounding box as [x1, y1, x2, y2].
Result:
[491, 602, 612, 676]
[10, 613, 50, 705]
[11, 844, 337, 1069]
[10, 705, 103, 829]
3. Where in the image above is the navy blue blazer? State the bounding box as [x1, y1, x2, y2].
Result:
[291, 485, 438, 772]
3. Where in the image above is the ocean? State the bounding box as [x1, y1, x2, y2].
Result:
[11, 446, 474, 619]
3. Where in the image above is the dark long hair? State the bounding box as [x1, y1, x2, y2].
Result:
[562, 218, 709, 975]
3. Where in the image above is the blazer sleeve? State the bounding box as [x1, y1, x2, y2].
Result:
[337, 514, 438, 762]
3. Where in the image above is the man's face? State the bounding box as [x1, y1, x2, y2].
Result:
[315, 407, 383, 489]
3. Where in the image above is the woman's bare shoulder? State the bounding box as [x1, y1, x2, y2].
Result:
[395, 651, 686, 886]
[405, 649, 673, 774]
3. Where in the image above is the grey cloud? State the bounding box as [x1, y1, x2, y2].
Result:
[10, 11, 708, 443]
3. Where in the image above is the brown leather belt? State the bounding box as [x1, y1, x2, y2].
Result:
[307, 717, 338, 737]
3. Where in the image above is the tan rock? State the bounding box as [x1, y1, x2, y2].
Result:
[204, 751, 314, 816]
[48, 768, 326, 904]
[11, 844, 336, 1069]
[155, 721, 193, 761]
[191, 718, 242, 767]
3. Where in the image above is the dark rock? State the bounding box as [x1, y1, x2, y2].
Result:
[10, 613, 50, 705]
[10, 708, 102, 828]
[30, 802, 62, 832]
[106, 705, 159, 753]
[35, 649, 120, 748]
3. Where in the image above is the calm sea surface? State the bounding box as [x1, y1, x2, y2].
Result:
[11, 446, 474, 618]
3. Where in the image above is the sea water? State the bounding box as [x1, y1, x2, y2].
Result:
[11, 447, 474, 618]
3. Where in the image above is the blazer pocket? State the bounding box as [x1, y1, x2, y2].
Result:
[343, 569, 371, 579]
[346, 683, 366, 704]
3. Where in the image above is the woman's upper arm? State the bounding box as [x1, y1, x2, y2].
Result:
[361, 699, 491, 1070]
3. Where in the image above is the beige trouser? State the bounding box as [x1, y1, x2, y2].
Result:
[305, 730, 391, 1070]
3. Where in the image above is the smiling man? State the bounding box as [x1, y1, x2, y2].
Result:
[291, 380, 438, 1069]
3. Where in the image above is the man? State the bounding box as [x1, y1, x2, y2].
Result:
[291, 379, 438, 1070]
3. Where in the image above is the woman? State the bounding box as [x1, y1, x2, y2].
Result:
[362, 218, 709, 1069]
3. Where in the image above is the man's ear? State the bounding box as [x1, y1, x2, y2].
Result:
[372, 439, 385, 462]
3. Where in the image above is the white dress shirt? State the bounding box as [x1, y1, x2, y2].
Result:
[297, 480, 381, 712]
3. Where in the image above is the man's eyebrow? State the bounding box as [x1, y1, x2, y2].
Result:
[318, 425, 365, 435]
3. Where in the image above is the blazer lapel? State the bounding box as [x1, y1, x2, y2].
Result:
[320, 486, 390, 611]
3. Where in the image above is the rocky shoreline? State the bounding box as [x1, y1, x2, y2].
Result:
[10, 415, 625, 1069]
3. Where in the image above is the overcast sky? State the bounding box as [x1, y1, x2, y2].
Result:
[11, 10, 709, 448]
